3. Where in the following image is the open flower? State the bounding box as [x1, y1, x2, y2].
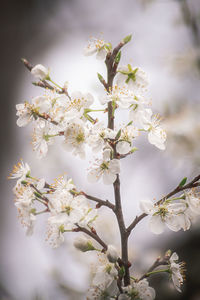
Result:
[140, 199, 190, 234]
[87, 254, 118, 300]
[169, 252, 185, 292]
[84, 37, 109, 60]
[16, 102, 34, 127]
[117, 64, 148, 93]
[32, 123, 57, 159]
[87, 122, 116, 153]
[116, 125, 139, 155]
[102, 85, 135, 109]
[14, 185, 36, 236]
[9, 160, 30, 184]
[119, 279, 155, 300]
[139, 109, 167, 150]
[87, 149, 120, 185]
[63, 120, 88, 159]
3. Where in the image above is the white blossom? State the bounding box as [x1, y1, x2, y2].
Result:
[32, 123, 57, 159]
[117, 65, 148, 93]
[116, 125, 139, 155]
[102, 85, 135, 109]
[9, 160, 30, 184]
[87, 122, 116, 153]
[46, 223, 65, 248]
[139, 109, 167, 150]
[119, 279, 156, 300]
[84, 37, 109, 60]
[140, 199, 190, 234]
[63, 120, 88, 159]
[14, 185, 36, 236]
[16, 102, 34, 127]
[185, 189, 200, 215]
[87, 149, 120, 185]
[32, 95, 51, 114]
[87, 254, 118, 299]
[169, 252, 185, 292]
[31, 64, 49, 80]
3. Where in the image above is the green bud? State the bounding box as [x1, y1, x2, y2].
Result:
[30, 208, 36, 215]
[115, 51, 121, 64]
[119, 266, 125, 278]
[123, 34, 132, 44]
[21, 180, 28, 185]
[179, 177, 187, 187]
[126, 121, 133, 126]
[165, 249, 172, 258]
[130, 147, 138, 153]
[97, 73, 105, 85]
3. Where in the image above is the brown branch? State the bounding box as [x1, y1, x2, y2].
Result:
[104, 37, 132, 286]
[21, 58, 71, 97]
[73, 224, 107, 251]
[82, 192, 115, 210]
[127, 174, 200, 235]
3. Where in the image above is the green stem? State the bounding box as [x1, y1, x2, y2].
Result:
[146, 268, 170, 277]
[49, 79, 62, 90]
[35, 209, 48, 215]
[169, 195, 185, 201]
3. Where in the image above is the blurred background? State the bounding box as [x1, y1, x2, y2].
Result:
[1, 0, 200, 299]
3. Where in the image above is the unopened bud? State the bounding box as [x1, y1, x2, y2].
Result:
[123, 34, 132, 44]
[74, 236, 96, 252]
[31, 64, 49, 80]
[107, 245, 119, 263]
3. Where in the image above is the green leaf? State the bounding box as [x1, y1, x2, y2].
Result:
[115, 129, 121, 140]
[123, 34, 132, 44]
[179, 177, 187, 187]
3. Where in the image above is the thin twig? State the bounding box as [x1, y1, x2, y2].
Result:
[82, 192, 115, 210]
[73, 224, 107, 251]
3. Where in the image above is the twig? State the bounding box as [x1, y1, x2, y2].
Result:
[127, 174, 200, 234]
[139, 257, 169, 281]
[73, 224, 107, 251]
[82, 192, 115, 210]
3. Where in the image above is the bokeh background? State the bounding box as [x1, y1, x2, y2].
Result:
[1, 0, 200, 299]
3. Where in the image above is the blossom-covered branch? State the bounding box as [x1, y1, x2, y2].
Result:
[127, 174, 200, 234]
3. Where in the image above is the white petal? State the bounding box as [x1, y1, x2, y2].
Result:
[109, 159, 120, 174]
[149, 216, 165, 234]
[87, 169, 102, 183]
[116, 141, 131, 155]
[139, 199, 155, 214]
[103, 170, 117, 185]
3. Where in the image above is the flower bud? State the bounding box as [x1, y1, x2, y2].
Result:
[74, 236, 96, 252]
[107, 245, 119, 263]
[31, 64, 49, 80]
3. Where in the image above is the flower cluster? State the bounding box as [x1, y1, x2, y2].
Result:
[9, 161, 97, 248]
[140, 187, 200, 235]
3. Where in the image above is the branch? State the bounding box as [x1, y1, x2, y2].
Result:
[82, 192, 115, 210]
[139, 257, 169, 281]
[73, 224, 107, 251]
[127, 174, 200, 234]
[21, 58, 71, 98]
